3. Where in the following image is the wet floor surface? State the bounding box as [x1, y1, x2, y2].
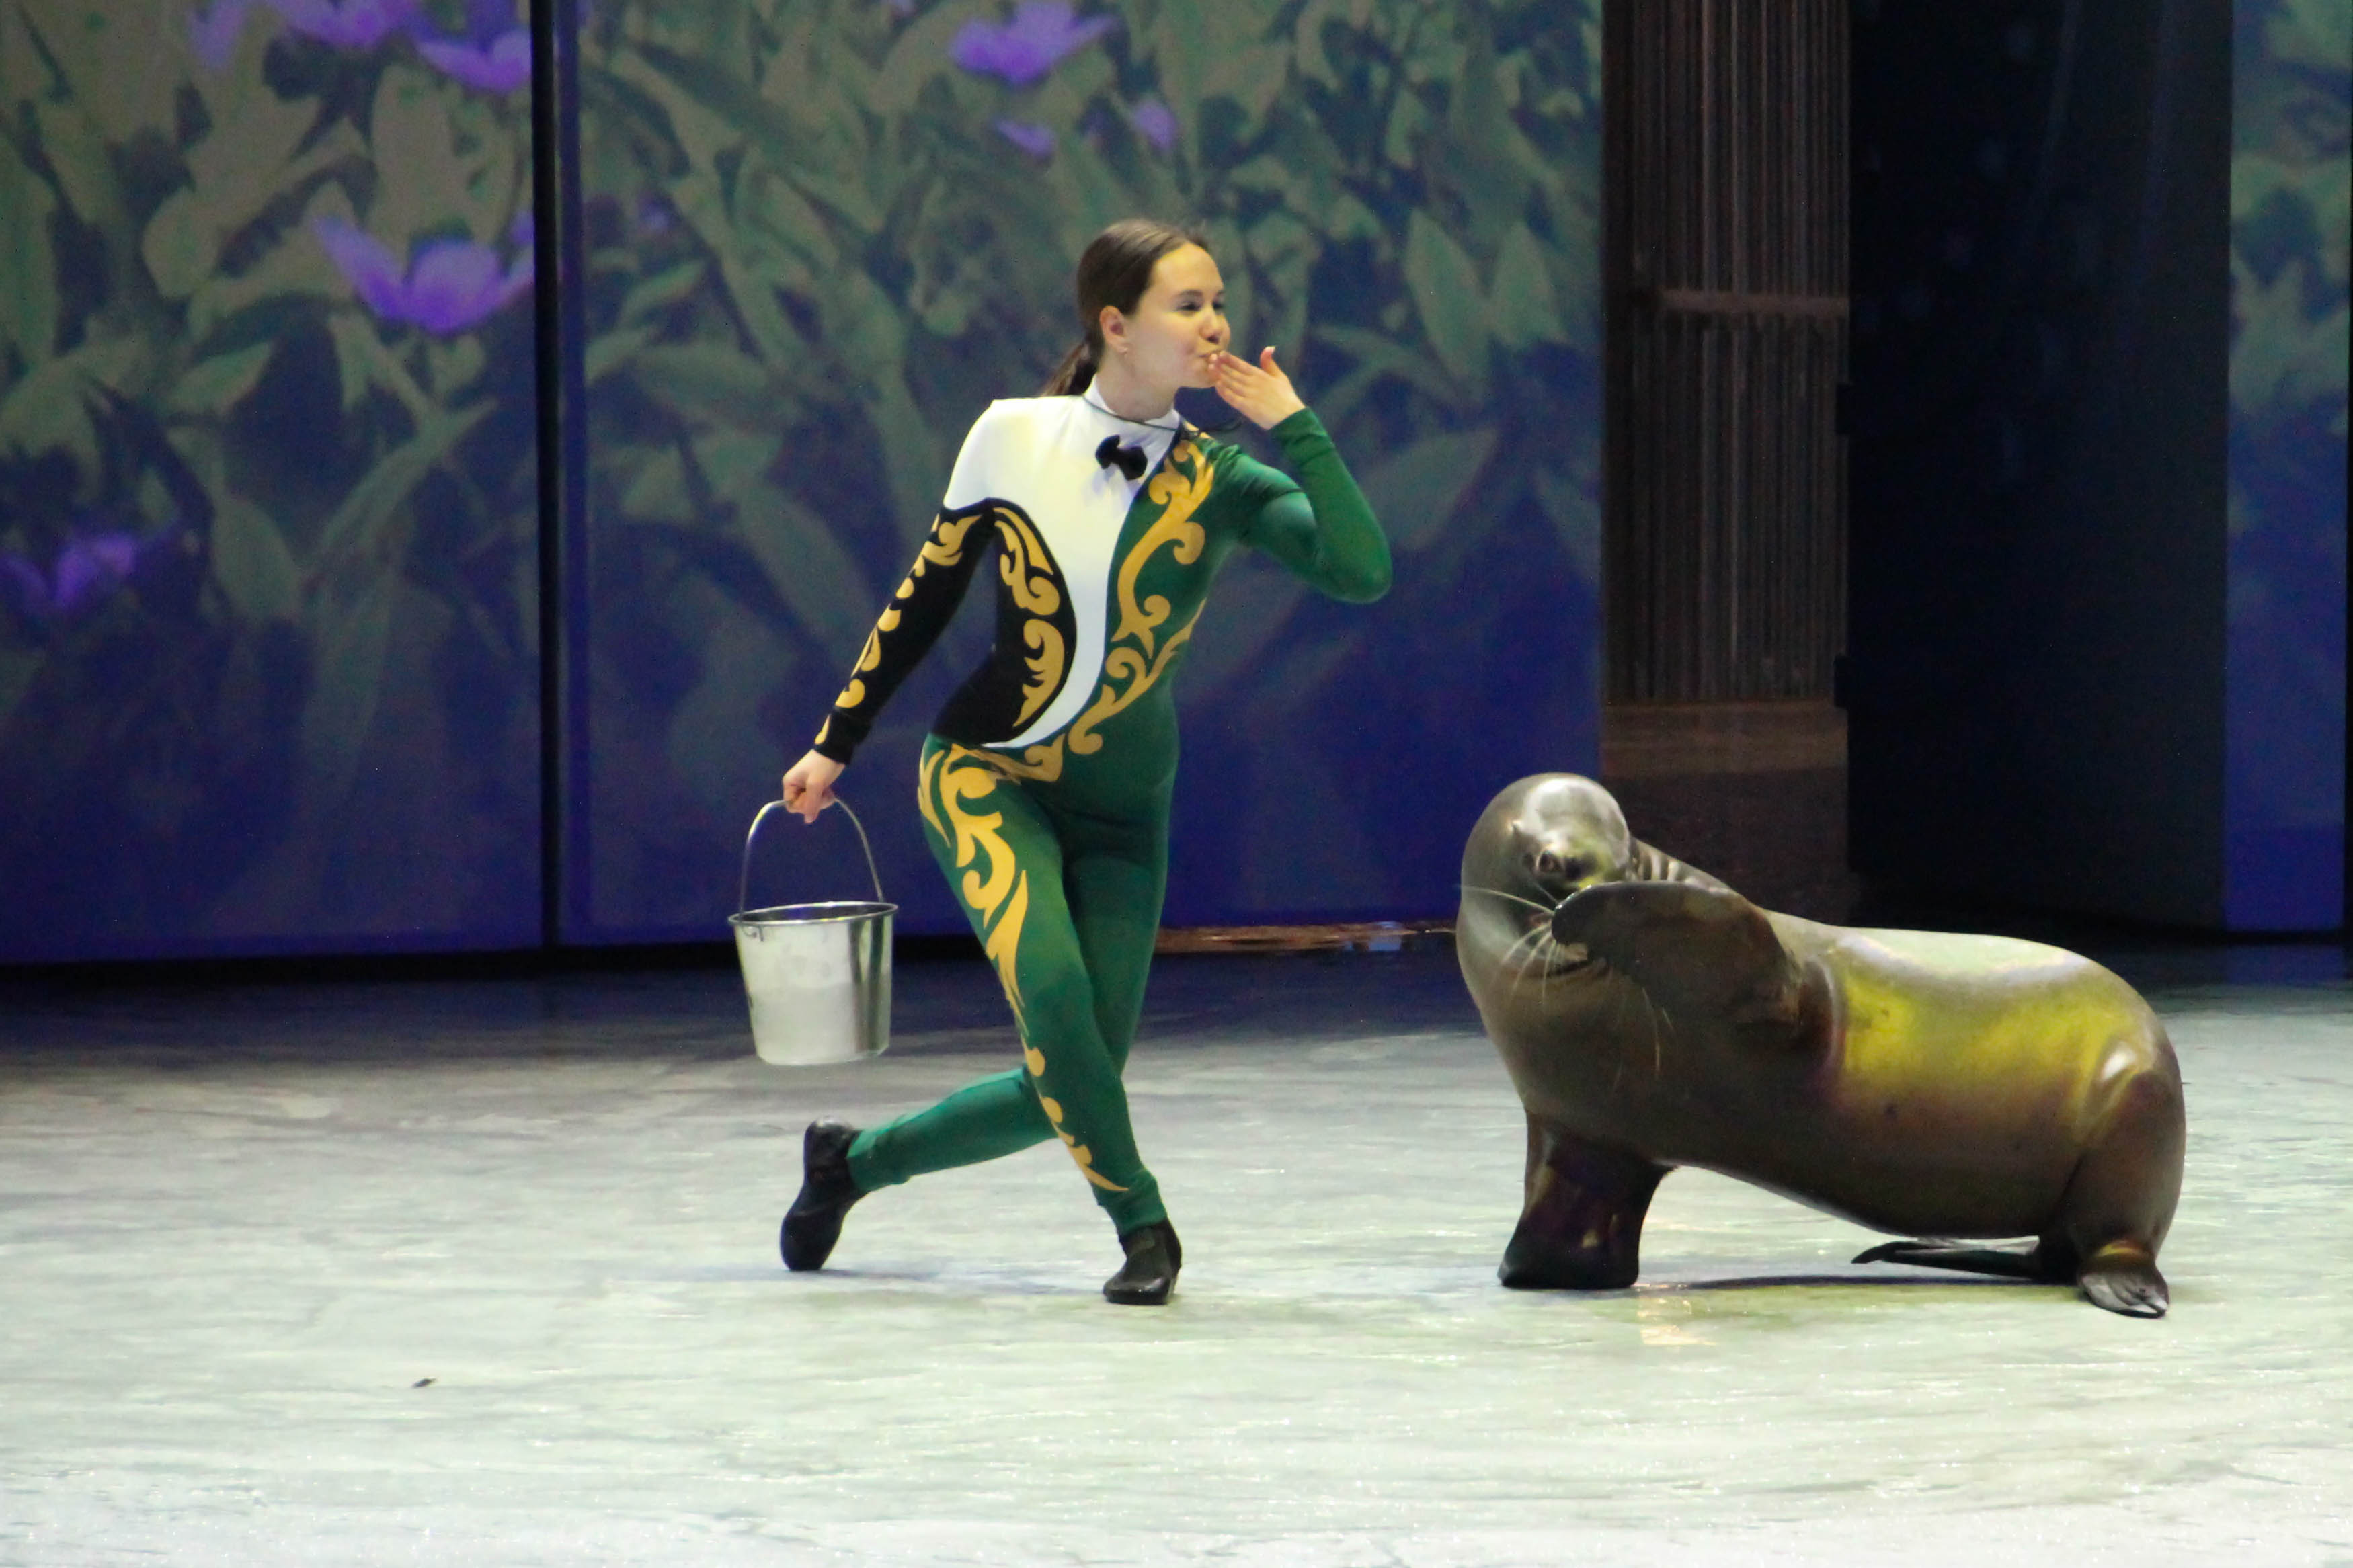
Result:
[2, 944, 2349, 1565]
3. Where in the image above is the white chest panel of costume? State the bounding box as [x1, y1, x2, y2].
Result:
[941, 392, 1180, 751]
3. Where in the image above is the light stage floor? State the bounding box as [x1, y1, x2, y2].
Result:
[2, 945, 2348, 1565]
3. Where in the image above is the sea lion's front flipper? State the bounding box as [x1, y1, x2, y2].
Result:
[1550, 882, 1814, 1039]
[1500, 1123, 1668, 1291]
[1851, 1239, 2046, 1280]
[1628, 838, 1733, 894]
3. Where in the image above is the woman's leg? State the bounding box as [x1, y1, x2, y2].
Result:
[1056, 800, 1170, 1077]
[846, 742, 1166, 1235]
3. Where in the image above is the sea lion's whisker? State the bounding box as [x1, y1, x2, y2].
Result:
[1503, 924, 1551, 1006]
[1460, 882, 1558, 918]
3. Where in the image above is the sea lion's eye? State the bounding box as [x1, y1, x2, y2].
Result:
[1535, 851, 1565, 878]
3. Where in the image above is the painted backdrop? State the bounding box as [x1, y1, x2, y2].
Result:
[0, 0, 541, 958]
[2225, 0, 2349, 928]
[571, 0, 1604, 938]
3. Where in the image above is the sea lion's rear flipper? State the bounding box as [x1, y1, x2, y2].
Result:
[1501, 1122, 1669, 1291]
[2075, 1243, 2169, 1318]
[1851, 1239, 2047, 1280]
[1860, 1237, 2167, 1315]
[1550, 882, 1814, 1038]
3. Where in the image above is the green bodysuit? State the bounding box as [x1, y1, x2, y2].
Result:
[810, 385, 1389, 1234]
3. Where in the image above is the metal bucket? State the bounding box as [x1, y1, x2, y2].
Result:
[728, 798, 894, 1066]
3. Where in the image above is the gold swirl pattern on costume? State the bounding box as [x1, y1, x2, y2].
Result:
[925, 745, 1032, 1022]
[991, 506, 1063, 618]
[988, 506, 1067, 723]
[1111, 436, 1210, 659]
[1017, 619, 1066, 725]
[833, 510, 986, 711]
[927, 745, 1123, 1191]
[1067, 606, 1203, 757]
[1023, 1041, 1126, 1190]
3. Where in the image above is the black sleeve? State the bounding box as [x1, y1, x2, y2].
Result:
[811, 503, 996, 764]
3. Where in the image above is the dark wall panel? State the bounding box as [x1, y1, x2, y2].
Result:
[1606, 0, 1848, 702]
[1846, 0, 2240, 926]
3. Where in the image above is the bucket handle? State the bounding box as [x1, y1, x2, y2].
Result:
[738, 797, 887, 915]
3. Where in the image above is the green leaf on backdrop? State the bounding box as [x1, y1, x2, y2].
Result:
[1199, 41, 1293, 143]
[2232, 259, 2352, 419]
[1291, 0, 1378, 90]
[736, 482, 882, 649]
[1311, 323, 1470, 426]
[1531, 465, 1600, 587]
[31, 98, 130, 242]
[2267, 0, 2350, 73]
[0, 132, 58, 369]
[1404, 212, 1488, 386]
[587, 326, 658, 385]
[15, 0, 181, 145]
[867, 2, 971, 117]
[186, 186, 350, 342]
[1357, 425, 1497, 552]
[297, 569, 399, 811]
[633, 41, 885, 235]
[311, 401, 494, 567]
[1488, 222, 1564, 350]
[141, 192, 217, 301]
[367, 65, 520, 251]
[210, 493, 303, 622]
[0, 335, 150, 473]
[0, 2, 46, 103]
[166, 341, 276, 415]
[426, 337, 486, 399]
[621, 259, 709, 321]
[618, 447, 692, 522]
[631, 342, 783, 429]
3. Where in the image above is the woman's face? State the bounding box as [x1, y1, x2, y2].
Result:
[1101, 244, 1230, 393]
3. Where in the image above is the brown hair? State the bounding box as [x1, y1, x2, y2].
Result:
[1039, 218, 1211, 396]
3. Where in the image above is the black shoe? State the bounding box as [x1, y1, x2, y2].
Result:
[1103, 1219, 1182, 1305]
[781, 1119, 864, 1272]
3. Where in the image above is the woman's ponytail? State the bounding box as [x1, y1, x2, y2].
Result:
[1040, 337, 1097, 397]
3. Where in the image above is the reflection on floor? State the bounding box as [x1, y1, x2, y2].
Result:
[3, 944, 2349, 1565]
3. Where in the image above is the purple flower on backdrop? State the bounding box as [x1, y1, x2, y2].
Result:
[188, 0, 255, 68]
[949, 1, 1115, 86]
[409, 0, 530, 92]
[0, 530, 166, 625]
[414, 28, 528, 92]
[1127, 98, 1176, 152]
[994, 119, 1056, 161]
[272, 0, 419, 49]
[313, 216, 533, 335]
[189, 0, 522, 89]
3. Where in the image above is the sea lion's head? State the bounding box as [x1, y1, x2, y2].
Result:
[1458, 774, 1635, 982]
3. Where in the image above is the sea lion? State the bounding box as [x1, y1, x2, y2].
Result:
[1458, 774, 2186, 1318]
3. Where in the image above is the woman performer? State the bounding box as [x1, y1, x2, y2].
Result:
[776, 218, 1390, 1305]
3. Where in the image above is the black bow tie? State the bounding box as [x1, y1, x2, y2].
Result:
[1095, 434, 1148, 481]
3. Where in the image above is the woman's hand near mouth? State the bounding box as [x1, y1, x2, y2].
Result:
[1213, 345, 1307, 429]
